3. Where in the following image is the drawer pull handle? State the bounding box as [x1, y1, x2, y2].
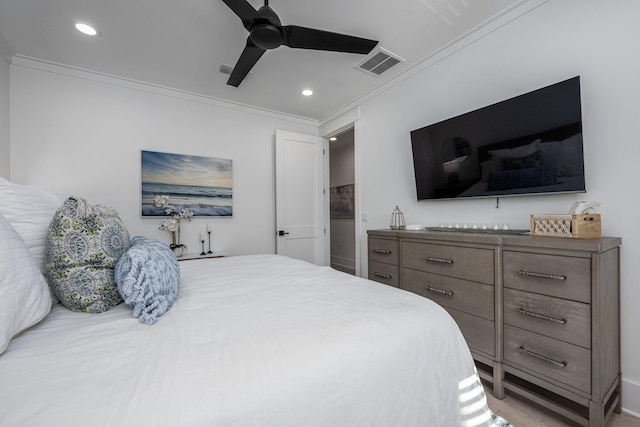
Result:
[425, 286, 454, 296]
[517, 270, 566, 281]
[517, 308, 567, 324]
[517, 346, 567, 368]
[373, 249, 392, 255]
[424, 256, 453, 264]
[373, 272, 392, 280]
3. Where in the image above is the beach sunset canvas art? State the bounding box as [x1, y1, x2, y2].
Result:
[141, 150, 233, 217]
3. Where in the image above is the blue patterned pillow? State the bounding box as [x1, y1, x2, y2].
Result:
[46, 197, 129, 313]
[115, 236, 180, 325]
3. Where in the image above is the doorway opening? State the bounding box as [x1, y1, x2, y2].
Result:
[328, 128, 355, 275]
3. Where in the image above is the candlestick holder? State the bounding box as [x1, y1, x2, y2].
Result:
[207, 231, 213, 254]
[200, 236, 206, 256]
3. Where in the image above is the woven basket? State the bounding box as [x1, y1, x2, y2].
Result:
[530, 214, 601, 239]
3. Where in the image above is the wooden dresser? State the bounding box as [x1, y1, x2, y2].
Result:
[367, 229, 621, 427]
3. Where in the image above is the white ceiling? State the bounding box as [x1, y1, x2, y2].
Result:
[0, 0, 533, 121]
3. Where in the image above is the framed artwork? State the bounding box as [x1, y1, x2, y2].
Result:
[330, 184, 354, 219]
[141, 150, 233, 217]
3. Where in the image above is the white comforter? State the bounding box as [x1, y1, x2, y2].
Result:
[0, 255, 491, 426]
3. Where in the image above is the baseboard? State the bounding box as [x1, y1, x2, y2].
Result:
[330, 256, 355, 275]
[622, 378, 640, 417]
[330, 256, 354, 269]
[331, 264, 355, 275]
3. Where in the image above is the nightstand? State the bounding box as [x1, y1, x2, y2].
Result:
[176, 252, 228, 262]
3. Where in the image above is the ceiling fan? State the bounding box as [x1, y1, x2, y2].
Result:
[221, 0, 379, 87]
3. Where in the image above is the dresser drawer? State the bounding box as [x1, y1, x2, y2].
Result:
[368, 261, 400, 287]
[368, 238, 399, 265]
[445, 307, 495, 357]
[504, 288, 590, 348]
[503, 251, 591, 303]
[403, 268, 494, 321]
[402, 242, 494, 284]
[504, 325, 591, 393]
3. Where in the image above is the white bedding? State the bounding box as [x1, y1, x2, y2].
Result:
[0, 254, 491, 426]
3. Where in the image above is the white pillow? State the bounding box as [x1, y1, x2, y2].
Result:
[488, 139, 541, 159]
[0, 178, 64, 273]
[540, 133, 584, 177]
[0, 214, 52, 355]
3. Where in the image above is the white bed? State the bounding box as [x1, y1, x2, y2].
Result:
[0, 254, 492, 426]
[0, 177, 492, 426]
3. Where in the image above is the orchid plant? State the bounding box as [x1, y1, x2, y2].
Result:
[153, 195, 193, 253]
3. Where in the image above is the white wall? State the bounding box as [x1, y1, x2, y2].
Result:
[352, 1, 640, 415]
[9, 62, 318, 257]
[0, 51, 9, 178]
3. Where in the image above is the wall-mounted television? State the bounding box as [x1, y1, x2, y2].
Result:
[410, 77, 585, 201]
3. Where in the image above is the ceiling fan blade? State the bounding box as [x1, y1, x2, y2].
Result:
[221, 0, 262, 29]
[281, 25, 378, 54]
[227, 38, 267, 87]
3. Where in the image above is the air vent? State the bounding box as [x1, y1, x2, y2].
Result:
[355, 47, 405, 77]
[220, 64, 252, 80]
[219, 64, 234, 75]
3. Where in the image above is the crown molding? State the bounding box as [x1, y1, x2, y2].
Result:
[11, 55, 319, 128]
[321, 0, 549, 125]
[0, 34, 14, 62]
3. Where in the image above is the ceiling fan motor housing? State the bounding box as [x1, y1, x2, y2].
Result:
[250, 24, 283, 49]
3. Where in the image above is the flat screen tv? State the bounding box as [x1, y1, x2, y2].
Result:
[410, 76, 585, 201]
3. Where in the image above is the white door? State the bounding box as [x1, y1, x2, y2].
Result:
[275, 130, 327, 265]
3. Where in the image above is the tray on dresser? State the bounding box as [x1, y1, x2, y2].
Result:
[425, 227, 530, 235]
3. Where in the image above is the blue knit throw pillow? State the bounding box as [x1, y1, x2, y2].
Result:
[115, 236, 180, 325]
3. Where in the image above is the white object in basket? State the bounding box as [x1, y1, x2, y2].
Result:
[569, 201, 601, 214]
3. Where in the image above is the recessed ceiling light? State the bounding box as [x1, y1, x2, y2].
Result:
[75, 22, 98, 36]
[301, 89, 313, 96]
[329, 137, 337, 141]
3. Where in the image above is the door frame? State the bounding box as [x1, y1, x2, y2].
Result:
[320, 108, 362, 277]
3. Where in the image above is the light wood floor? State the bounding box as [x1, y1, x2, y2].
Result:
[485, 387, 640, 427]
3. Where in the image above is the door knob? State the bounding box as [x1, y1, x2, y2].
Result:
[278, 230, 290, 236]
